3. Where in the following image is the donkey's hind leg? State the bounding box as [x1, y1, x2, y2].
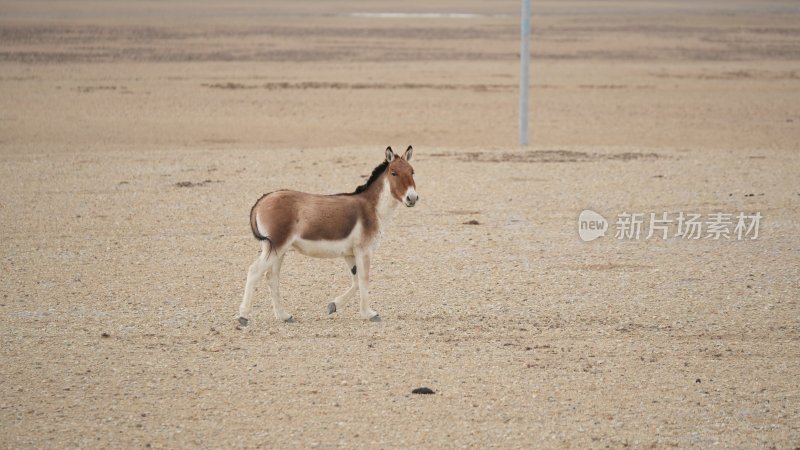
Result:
[238, 240, 273, 326]
[269, 253, 294, 322]
[327, 256, 357, 315]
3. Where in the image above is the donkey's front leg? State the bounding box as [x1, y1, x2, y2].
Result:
[270, 254, 294, 322]
[355, 251, 380, 321]
[327, 256, 357, 315]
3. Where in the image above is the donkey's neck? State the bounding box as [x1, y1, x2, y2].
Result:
[371, 176, 400, 225]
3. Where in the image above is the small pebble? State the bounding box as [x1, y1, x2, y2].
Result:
[412, 387, 435, 395]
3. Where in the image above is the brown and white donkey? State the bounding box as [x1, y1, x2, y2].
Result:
[238, 146, 418, 325]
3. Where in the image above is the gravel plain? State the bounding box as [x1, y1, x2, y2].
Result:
[1, 1, 799, 448]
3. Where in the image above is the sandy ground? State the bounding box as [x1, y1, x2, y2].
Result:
[1, 1, 799, 448]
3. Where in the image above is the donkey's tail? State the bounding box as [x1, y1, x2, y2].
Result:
[249, 194, 270, 241]
[249, 193, 276, 259]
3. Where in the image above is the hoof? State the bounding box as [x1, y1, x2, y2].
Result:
[327, 303, 337, 315]
[369, 314, 381, 322]
[284, 316, 295, 323]
[238, 317, 249, 327]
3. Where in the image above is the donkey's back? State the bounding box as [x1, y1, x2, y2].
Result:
[251, 190, 370, 251]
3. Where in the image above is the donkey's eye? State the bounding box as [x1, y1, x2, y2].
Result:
[391, 171, 397, 176]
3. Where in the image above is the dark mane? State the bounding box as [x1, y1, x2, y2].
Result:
[337, 160, 388, 195]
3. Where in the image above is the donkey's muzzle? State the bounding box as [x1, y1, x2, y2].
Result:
[405, 193, 419, 207]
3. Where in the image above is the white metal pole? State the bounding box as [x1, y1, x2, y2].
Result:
[519, 0, 531, 145]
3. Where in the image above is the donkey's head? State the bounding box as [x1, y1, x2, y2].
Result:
[385, 146, 418, 207]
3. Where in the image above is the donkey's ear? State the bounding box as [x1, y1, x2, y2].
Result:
[385, 146, 395, 162]
[403, 145, 413, 161]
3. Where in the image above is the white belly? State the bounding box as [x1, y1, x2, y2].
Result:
[292, 237, 354, 258]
